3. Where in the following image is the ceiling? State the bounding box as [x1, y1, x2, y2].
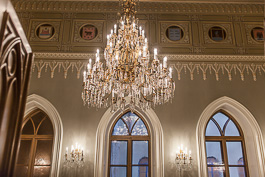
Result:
[16, 0, 264, 3]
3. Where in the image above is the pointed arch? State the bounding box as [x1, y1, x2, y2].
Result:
[94, 104, 164, 177]
[197, 96, 265, 177]
[24, 94, 63, 177]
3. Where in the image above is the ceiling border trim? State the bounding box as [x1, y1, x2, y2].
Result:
[32, 58, 265, 81]
[34, 52, 265, 62]
[12, 1, 264, 15]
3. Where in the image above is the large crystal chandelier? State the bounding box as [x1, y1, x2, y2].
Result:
[82, 0, 175, 112]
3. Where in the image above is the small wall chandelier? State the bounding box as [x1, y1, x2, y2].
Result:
[82, 0, 175, 112]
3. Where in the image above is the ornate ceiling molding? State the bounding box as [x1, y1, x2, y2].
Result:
[12, 1, 264, 15]
[32, 58, 265, 81]
[34, 52, 265, 62]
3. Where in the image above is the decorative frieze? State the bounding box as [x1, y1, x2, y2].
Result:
[12, 1, 264, 15]
[32, 53, 265, 81]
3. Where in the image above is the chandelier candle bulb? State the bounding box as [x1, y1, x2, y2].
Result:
[107, 35, 110, 45]
[169, 67, 173, 78]
[114, 24, 117, 33]
[154, 48, 158, 60]
[163, 57, 167, 68]
[83, 71, 86, 82]
[121, 21, 124, 30]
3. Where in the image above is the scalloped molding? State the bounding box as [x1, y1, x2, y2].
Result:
[95, 103, 164, 177]
[12, 1, 264, 15]
[196, 96, 265, 177]
[25, 94, 63, 177]
[34, 52, 265, 61]
[32, 53, 265, 81]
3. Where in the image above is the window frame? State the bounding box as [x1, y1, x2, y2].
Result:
[205, 110, 249, 177]
[108, 111, 151, 177]
[17, 109, 54, 177]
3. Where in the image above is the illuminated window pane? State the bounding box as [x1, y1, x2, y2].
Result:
[132, 166, 148, 177]
[112, 119, 129, 136]
[122, 112, 139, 132]
[110, 167, 127, 177]
[206, 142, 223, 165]
[206, 120, 221, 136]
[111, 141, 127, 165]
[212, 113, 229, 131]
[132, 141, 148, 165]
[131, 119, 148, 136]
[207, 167, 225, 177]
[225, 120, 240, 136]
[229, 167, 246, 177]
[226, 142, 244, 165]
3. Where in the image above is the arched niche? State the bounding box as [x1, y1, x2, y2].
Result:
[196, 96, 265, 177]
[24, 94, 63, 177]
[94, 104, 164, 177]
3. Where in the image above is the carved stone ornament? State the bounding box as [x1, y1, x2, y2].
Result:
[33, 52, 265, 81]
[244, 23, 264, 45]
[203, 23, 234, 45]
[11, 1, 264, 15]
[0, 10, 33, 176]
[73, 20, 103, 43]
[29, 20, 61, 42]
[160, 22, 190, 45]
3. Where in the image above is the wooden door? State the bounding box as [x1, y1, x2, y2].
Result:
[0, 1, 33, 176]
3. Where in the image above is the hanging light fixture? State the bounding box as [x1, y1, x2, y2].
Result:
[82, 0, 175, 112]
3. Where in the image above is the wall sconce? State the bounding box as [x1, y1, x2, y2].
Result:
[175, 144, 192, 175]
[64, 142, 85, 167]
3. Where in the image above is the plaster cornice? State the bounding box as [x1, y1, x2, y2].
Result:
[34, 52, 265, 62]
[12, 1, 264, 14]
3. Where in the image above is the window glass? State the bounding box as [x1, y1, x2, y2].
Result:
[109, 112, 150, 177]
[112, 119, 129, 136]
[16, 109, 54, 177]
[205, 111, 247, 177]
[22, 120, 34, 135]
[207, 167, 225, 177]
[110, 167, 127, 177]
[32, 111, 46, 130]
[226, 142, 244, 165]
[37, 118, 53, 135]
[206, 120, 221, 136]
[110, 141, 128, 165]
[34, 140, 53, 165]
[229, 167, 246, 177]
[131, 119, 148, 136]
[132, 141, 149, 165]
[225, 120, 240, 136]
[17, 140, 32, 165]
[206, 141, 223, 165]
[33, 166, 50, 177]
[132, 166, 148, 177]
[212, 112, 229, 131]
[15, 166, 28, 177]
[122, 112, 139, 132]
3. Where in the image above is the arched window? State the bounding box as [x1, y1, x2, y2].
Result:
[109, 111, 150, 177]
[15, 109, 54, 177]
[205, 111, 249, 177]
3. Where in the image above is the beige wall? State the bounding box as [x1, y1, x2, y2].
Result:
[27, 68, 265, 177]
